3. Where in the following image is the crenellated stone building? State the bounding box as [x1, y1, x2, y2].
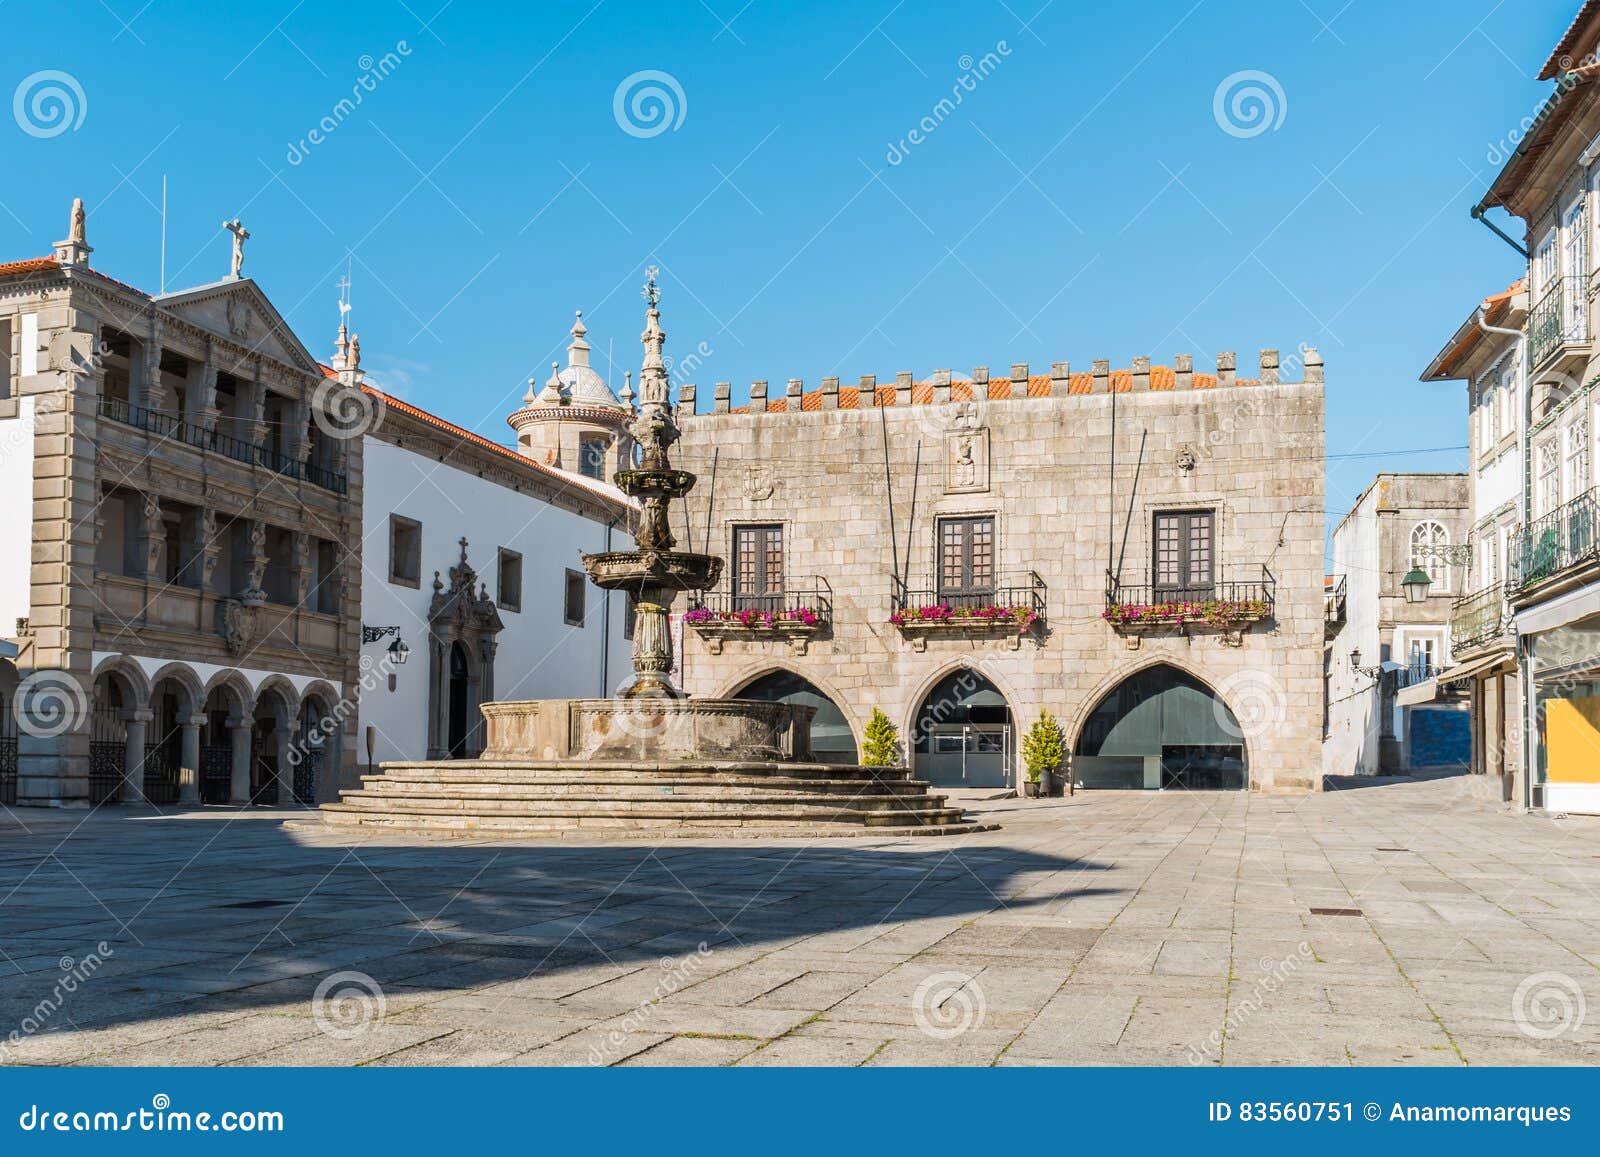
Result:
[669, 349, 1326, 793]
[0, 202, 364, 807]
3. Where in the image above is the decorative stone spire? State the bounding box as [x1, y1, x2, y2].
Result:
[619, 370, 635, 409]
[53, 197, 92, 266]
[538, 361, 567, 405]
[568, 310, 592, 368]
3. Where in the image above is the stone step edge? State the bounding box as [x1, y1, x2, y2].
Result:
[285, 819, 1000, 840]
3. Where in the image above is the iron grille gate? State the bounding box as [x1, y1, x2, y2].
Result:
[88, 705, 127, 805]
[0, 700, 16, 806]
[143, 742, 179, 805]
[201, 746, 231, 804]
[293, 750, 321, 806]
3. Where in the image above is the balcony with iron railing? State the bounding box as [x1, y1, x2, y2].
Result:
[1450, 582, 1511, 655]
[686, 576, 833, 635]
[1104, 564, 1276, 633]
[98, 396, 348, 495]
[1397, 660, 1439, 690]
[1325, 573, 1347, 639]
[890, 571, 1046, 639]
[1507, 489, 1598, 595]
[1529, 276, 1588, 369]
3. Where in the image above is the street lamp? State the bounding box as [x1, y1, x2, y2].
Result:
[387, 637, 410, 665]
[1401, 566, 1432, 604]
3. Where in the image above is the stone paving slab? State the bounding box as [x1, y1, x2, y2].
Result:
[1, 778, 1598, 1066]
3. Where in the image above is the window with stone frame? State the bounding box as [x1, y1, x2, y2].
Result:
[563, 568, 586, 627]
[313, 539, 341, 615]
[1478, 373, 1498, 451]
[1536, 438, 1560, 517]
[497, 548, 523, 613]
[1409, 520, 1451, 596]
[936, 515, 995, 607]
[1565, 197, 1589, 338]
[732, 524, 783, 611]
[0, 318, 11, 399]
[578, 436, 608, 481]
[1497, 359, 1517, 443]
[1152, 509, 1215, 599]
[389, 515, 422, 587]
[1565, 418, 1589, 500]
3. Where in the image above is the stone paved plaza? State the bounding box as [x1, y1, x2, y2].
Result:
[1, 774, 1597, 1067]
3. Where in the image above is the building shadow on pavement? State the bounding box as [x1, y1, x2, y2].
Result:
[0, 811, 1114, 1055]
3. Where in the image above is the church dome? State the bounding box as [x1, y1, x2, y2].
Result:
[542, 310, 627, 411]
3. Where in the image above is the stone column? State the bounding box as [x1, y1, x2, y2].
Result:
[191, 352, 219, 432]
[426, 637, 446, 759]
[120, 710, 150, 804]
[140, 320, 166, 410]
[177, 713, 203, 805]
[276, 724, 297, 806]
[228, 717, 251, 805]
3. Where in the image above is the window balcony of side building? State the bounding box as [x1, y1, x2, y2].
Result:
[1103, 564, 1276, 647]
[889, 571, 1046, 651]
[1450, 581, 1512, 658]
[1507, 488, 1600, 602]
[1325, 573, 1347, 640]
[98, 396, 348, 495]
[686, 576, 832, 655]
[1528, 276, 1591, 379]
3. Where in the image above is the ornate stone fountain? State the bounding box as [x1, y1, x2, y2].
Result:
[580, 268, 719, 700]
[307, 274, 992, 837]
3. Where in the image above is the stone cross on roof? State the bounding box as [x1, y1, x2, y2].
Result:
[223, 217, 251, 279]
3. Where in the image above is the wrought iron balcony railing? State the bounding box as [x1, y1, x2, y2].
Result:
[1104, 564, 1276, 630]
[1450, 582, 1510, 654]
[1529, 276, 1587, 368]
[890, 571, 1046, 632]
[1508, 489, 1599, 594]
[686, 576, 832, 630]
[99, 396, 347, 494]
[1325, 573, 1347, 638]
[1397, 661, 1438, 689]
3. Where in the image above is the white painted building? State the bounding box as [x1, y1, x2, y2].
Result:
[344, 313, 636, 775]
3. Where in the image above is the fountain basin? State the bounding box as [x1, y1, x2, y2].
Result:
[480, 697, 815, 763]
[581, 550, 722, 593]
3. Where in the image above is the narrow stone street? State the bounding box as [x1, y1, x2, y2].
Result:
[1, 775, 1596, 1066]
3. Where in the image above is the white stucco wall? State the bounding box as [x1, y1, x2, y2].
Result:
[0, 396, 37, 634]
[357, 436, 634, 766]
[1325, 497, 1380, 776]
[1475, 449, 1520, 522]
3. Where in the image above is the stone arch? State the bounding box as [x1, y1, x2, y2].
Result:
[904, 662, 1020, 789]
[1065, 653, 1231, 752]
[294, 682, 345, 805]
[1070, 660, 1248, 791]
[147, 661, 204, 715]
[250, 676, 298, 805]
[202, 669, 254, 721]
[91, 654, 151, 712]
[722, 663, 861, 765]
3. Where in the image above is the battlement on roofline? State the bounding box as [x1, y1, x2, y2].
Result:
[675, 347, 1322, 416]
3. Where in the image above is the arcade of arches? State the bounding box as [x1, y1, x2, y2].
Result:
[0, 656, 342, 808]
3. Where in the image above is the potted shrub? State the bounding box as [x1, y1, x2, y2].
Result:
[1021, 709, 1064, 800]
[861, 707, 903, 768]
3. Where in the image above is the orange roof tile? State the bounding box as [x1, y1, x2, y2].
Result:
[0, 256, 58, 278]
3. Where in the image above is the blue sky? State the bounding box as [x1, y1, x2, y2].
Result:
[1, 0, 1575, 526]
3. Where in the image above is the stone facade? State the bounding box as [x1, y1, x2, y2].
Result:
[0, 204, 363, 807]
[670, 352, 1326, 793]
[1324, 473, 1471, 777]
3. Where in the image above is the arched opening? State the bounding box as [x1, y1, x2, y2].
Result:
[252, 686, 293, 805]
[734, 671, 858, 764]
[200, 683, 245, 805]
[1, 660, 21, 805]
[91, 670, 139, 805]
[448, 642, 471, 758]
[1074, 664, 1247, 791]
[295, 695, 335, 804]
[146, 675, 195, 805]
[911, 668, 1014, 788]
